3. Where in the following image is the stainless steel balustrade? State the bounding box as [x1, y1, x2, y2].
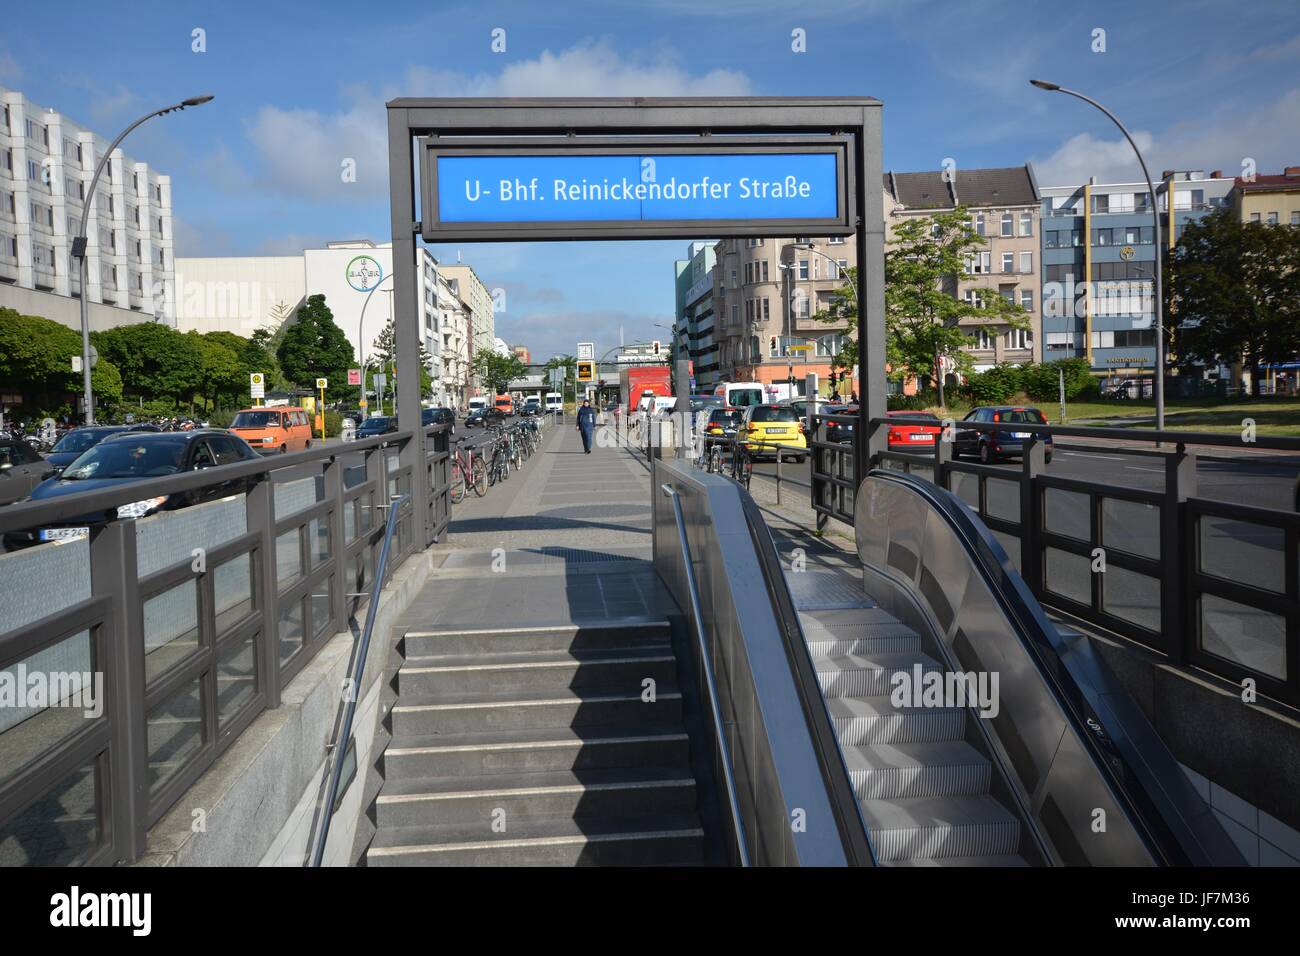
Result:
[817, 416, 1300, 710]
[854, 469, 1246, 866]
[0, 426, 451, 866]
[651, 456, 874, 866]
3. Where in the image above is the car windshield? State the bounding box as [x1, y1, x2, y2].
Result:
[729, 388, 763, 408]
[890, 412, 941, 423]
[999, 409, 1046, 424]
[750, 406, 798, 423]
[52, 429, 117, 454]
[359, 417, 393, 430]
[62, 440, 186, 480]
[709, 409, 743, 427]
[230, 411, 280, 428]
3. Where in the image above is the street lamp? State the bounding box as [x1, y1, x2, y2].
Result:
[71, 94, 213, 424]
[1029, 79, 1165, 430]
[356, 272, 394, 417]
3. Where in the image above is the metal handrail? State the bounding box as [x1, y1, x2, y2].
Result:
[660, 481, 750, 867]
[304, 491, 410, 867]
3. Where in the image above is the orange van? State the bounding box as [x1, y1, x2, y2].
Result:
[229, 406, 314, 455]
[494, 393, 514, 415]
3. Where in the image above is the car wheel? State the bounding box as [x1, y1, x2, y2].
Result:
[304, 440, 311, 450]
[280, 445, 287, 455]
[1044, 451, 1053, 465]
[979, 443, 993, 465]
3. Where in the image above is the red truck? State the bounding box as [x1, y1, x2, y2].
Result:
[619, 365, 672, 411]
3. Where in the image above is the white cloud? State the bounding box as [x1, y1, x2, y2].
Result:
[245, 41, 752, 201]
[1032, 88, 1300, 186]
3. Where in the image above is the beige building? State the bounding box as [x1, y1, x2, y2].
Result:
[885, 166, 1043, 371]
[1233, 165, 1300, 226]
[439, 263, 496, 398]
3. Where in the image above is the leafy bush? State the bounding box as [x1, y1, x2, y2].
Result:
[959, 364, 1021, 405]
[323, 410, 344, 438]
[1020, 359, 1098, 402]
[886, 389, 940, 411]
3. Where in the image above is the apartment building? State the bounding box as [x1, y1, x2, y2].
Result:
[1233, 165, 1300, 226]
[0, 83, 175, 329]
[1039, 170, 1233, 377]
[673, 240, 719, 390]
[885, 166, 1042, 374]
[711, 233, 857, 396]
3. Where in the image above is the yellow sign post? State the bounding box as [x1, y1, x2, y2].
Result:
[576, 361, 595, 383]
[315, 378, 328, 439]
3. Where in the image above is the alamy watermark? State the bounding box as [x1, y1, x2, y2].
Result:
[0, 666, 103, 719]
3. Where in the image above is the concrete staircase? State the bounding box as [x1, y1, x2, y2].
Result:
[365, 620, 709, 866]
[800, 606, 1028, 866]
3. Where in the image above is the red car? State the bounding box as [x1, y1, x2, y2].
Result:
[885, 410, 942, 450]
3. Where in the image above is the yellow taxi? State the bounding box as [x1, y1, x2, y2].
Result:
[740, 403, 807, 462]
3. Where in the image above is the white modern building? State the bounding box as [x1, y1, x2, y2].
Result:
[175, 240, 486, 406]
[0, 82, 175, 329]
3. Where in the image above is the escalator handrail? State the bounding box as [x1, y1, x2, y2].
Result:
[738, 494, 878, 866]
[864, 469, 1242, 867]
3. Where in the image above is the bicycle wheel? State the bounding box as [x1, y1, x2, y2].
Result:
[472, 457, 489, 496]
[708, 444, 722, 474]
[450, 462, 466, 503]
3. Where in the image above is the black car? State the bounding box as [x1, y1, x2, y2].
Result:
[356, 416, 399, 439]
[5, 430, 260, 548]
[421, 407, 455, 434]
[0, 438, 50, 506]
[466, 407, 506, 428]
[954, 405, 1053, 464]
[519, 400, 541, 418]
[822, 404, 857, 444]
[43, 425, 157, 477]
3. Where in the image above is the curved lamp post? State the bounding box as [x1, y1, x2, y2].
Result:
[1029, 80, 1165, 430]
[355, 273, 395, 415]
[72, 94, 213, 424]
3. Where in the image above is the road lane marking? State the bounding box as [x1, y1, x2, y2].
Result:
[1061, 452, 1126, 461]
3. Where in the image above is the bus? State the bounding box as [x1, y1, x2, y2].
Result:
[711, 382, 765, 409]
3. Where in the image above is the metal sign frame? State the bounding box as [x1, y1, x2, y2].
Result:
[420, 135, 854, 242]
[387, 97, 887, 546]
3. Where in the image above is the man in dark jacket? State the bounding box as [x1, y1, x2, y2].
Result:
[576, 398, 597, 453]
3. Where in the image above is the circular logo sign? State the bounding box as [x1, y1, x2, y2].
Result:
[346, 255, 383, 292]
[1119, 245, 1135, 261]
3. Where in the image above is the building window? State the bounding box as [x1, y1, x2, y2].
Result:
[1000, 213, 1013, 237]
[1020, 251, 1033, 274]
[1267, 212, 1279, 225]
[1092, 193, 1109, 214]
[1018, 211, 1033, 236]
[729, 269, 737, 289]
[1005, 328, 1032, 350]
[1250, 212, 1261, 223]
[1045, 230, 1059, 249]
[969, 328, 993, 350]
[798, 259, 809, 280]
[1094, 228, 1112, 246]
[1020, 289, 1033, 312]
[828, 235, 845, 244]
[966, 251, 991, 274]
[1002, 252, 1015, 273]
[974, 214, 986, 237]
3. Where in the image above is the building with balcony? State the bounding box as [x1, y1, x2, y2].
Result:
[886, 166, 1042, 377]
[1039, 170, 1234, 378]
[0, 83, 175, 330]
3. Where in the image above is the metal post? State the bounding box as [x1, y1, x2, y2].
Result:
[674, 358, 691, 461]
[857, 104, 888, 484]
[387, 107, 430, 547]
[1021, 437, 1045, 592]
[244, 478, 283, 709]
[1163, 445, 1196, 664]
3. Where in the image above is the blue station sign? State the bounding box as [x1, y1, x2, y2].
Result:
[420, 138, 852, 241]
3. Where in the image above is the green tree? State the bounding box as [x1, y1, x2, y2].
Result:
[473, 348, 527, 395]
[371, 317, 435, 397]
[1169, 207, 1300, 393]
[276, 294, 356, 398]
[92, 322, 204, 408]
[0, 308, 122, 415]
[191, 332, 245, 411]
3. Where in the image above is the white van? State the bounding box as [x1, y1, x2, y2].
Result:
[544, 392, 563, 414]
[467, 397, 488, 417]
[711, 382, 765, 409]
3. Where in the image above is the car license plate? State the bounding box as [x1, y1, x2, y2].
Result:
[1012, 431, 1031, 439]
[39, 527, 89, 542]
[765, 428, 786, 434]
[909, 433, 932, 441]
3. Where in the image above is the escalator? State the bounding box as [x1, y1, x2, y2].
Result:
[766, 469, 1246, 867]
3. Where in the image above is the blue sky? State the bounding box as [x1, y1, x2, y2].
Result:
[3, 0, 1297, 360]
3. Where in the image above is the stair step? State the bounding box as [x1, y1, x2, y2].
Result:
[843, 741, 991, 800]
[805, 633, 923, 658]
[890, 853, 1029, 867]
[825, 694, 965, 745]
[390, 687, 682, 736]
[367, 814, 706, 867]
[860, 795, 1021, 862]
[402, 621, 672, 656]
[815, 652, 943, 698]
[375, 767, 697, 827]
[397, 647, 677, 696]
[383, 726, 690, 778]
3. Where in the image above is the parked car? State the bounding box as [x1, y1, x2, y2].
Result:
[0, 438, 51, 506]
[885, 410, 943, 451]
[356, 415, 399, 439]
[43, 425, 157, 476]
[954, 406, 1053, 464]
[822, 404, 857, 444]
[519, 399, 541, 418]
[4, 431, 260, 548]
[421, 407, 456, 434]
[465, 406, 506, 428]
[228, 406, 314, 455]
[739, 404, 807, 462]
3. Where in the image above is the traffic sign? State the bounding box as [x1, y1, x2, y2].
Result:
[250, 372, 265, 399]
[316, 378, 328, 389]
[576, 361, 595, 383]
[347, 368, 361, 386]
[577, 342, 595, 361]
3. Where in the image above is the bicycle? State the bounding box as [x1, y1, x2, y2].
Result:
[486, 426, 512, 485]
[729, 436, 753, 489]
[449, 438, 488, 503]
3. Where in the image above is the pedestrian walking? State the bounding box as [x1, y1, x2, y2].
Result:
[576, 398, 597, 453]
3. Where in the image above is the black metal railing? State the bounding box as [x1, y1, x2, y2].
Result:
[0, 425, 450, 866]
[846, 416, 1300, 710]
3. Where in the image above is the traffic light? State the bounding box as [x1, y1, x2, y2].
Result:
[652, 340, 661, 358]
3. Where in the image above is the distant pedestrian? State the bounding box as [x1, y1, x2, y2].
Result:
[576, 398, 596, 453]
[830, 391, 842, 403]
